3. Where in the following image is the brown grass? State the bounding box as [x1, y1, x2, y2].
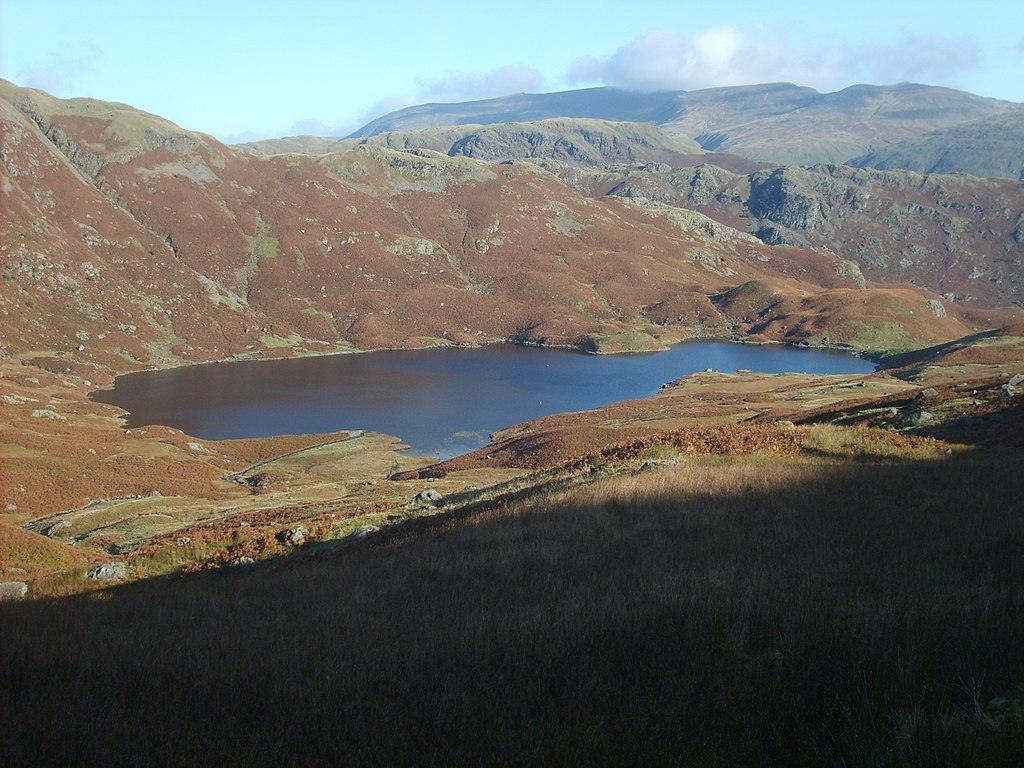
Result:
[2, 447, 1023, 767]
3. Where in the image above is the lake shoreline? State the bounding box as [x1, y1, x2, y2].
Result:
[89, 340, 877, 457]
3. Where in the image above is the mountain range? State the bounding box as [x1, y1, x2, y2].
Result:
[2, 77, 1020, 380]
[340, 82, 1024, 174]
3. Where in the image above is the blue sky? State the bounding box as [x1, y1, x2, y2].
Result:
[1, 0, 1021, 142]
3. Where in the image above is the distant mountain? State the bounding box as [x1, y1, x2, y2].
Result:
[242, 118, 703, 167]
[851, 114, 1024, 179]
[349, 87, 682, 137]
[349, 83, 1023, 169]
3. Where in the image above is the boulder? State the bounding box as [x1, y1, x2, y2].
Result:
[224, 556, 255, 569]
[343, 525, 380, 542]
[0, 581, 28, 602]
[999, 383, 1017, 400]
[87, 563, 127, 581]
[907, 411, 934, 427]
[278, 526, 309, 546]
[1009, 374, 1024, 387]
[175, 537, 191, 546]
[416, 488, 443, 506]
[918, 387, 939, 400]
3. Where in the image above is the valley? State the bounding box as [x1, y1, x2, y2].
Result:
[1, 62, 1023, 767]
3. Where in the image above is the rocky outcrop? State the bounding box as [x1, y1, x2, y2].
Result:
[0, 582, 28, 602]
[87, 563, 128, 581]
[575, 162, 1024, 308]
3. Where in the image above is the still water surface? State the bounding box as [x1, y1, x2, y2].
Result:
[92, 342, 875, 458]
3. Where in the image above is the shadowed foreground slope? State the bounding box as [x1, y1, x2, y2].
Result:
[2, 447, 1024, 767]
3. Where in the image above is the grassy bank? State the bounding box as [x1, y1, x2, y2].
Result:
[2, 447, 1024, 766]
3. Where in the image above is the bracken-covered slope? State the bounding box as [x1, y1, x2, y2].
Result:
[5, 79, 1013, 375]
[350, 82, 1023, 168]
[539, 160, 1024, 309]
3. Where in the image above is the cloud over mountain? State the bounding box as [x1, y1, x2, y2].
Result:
[567, 27, 979, 92]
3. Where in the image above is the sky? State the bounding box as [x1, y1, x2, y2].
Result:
[1, 0, 1022, 143]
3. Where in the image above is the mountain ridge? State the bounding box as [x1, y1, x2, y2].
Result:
[346, 82, 1024, 171]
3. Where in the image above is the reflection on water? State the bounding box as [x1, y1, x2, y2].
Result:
[92, 342, 875, 458]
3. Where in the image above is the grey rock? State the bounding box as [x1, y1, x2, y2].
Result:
[1008, 374, 1024, 387]
[344, 524, 380, 542]
[0, 581, 28, 602]
[42, 520, 71, 537]
[31, 408, 66, 421]
[175, 537, 191, 546]
[925, 299, 947, 318]
[907, 411, 934, 426]
[918, 387, 939, 400]
[87, 562, 127, 581]
[416, 488, 443, 506]
[3, 502, 17, 512]
[224, 556, 255, 568]
[279, 526, 309, 546]
[1000, 383, 1017, 400]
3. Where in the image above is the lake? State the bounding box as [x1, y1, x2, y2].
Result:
[92, 342, 876, 458]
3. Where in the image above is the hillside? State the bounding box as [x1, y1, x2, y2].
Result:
[3, 434, 1024, 767]
[350, 82, 1023, 167]
[852, 113, 1024, 180]
[538, 160, 1024, 308]
[6, 77, 1011, 378]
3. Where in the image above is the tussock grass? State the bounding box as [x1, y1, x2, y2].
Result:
[2, 451, 1023, 767]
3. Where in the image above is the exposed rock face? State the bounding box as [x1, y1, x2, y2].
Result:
[245, 119, 703, 168]
[749, 168, 827, 229]
[42, 521, 71, 537]
[549, 162, 1024, 309]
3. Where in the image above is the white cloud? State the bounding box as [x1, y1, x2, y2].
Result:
[417, 64, 544, 103]
[567, 27, 980, 93]
[15, 47, 101, 96]
[269, 64, 546, 140]
[359, 64, 544, 124]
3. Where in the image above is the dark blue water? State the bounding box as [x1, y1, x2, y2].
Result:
[92, 342, 875, 458]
